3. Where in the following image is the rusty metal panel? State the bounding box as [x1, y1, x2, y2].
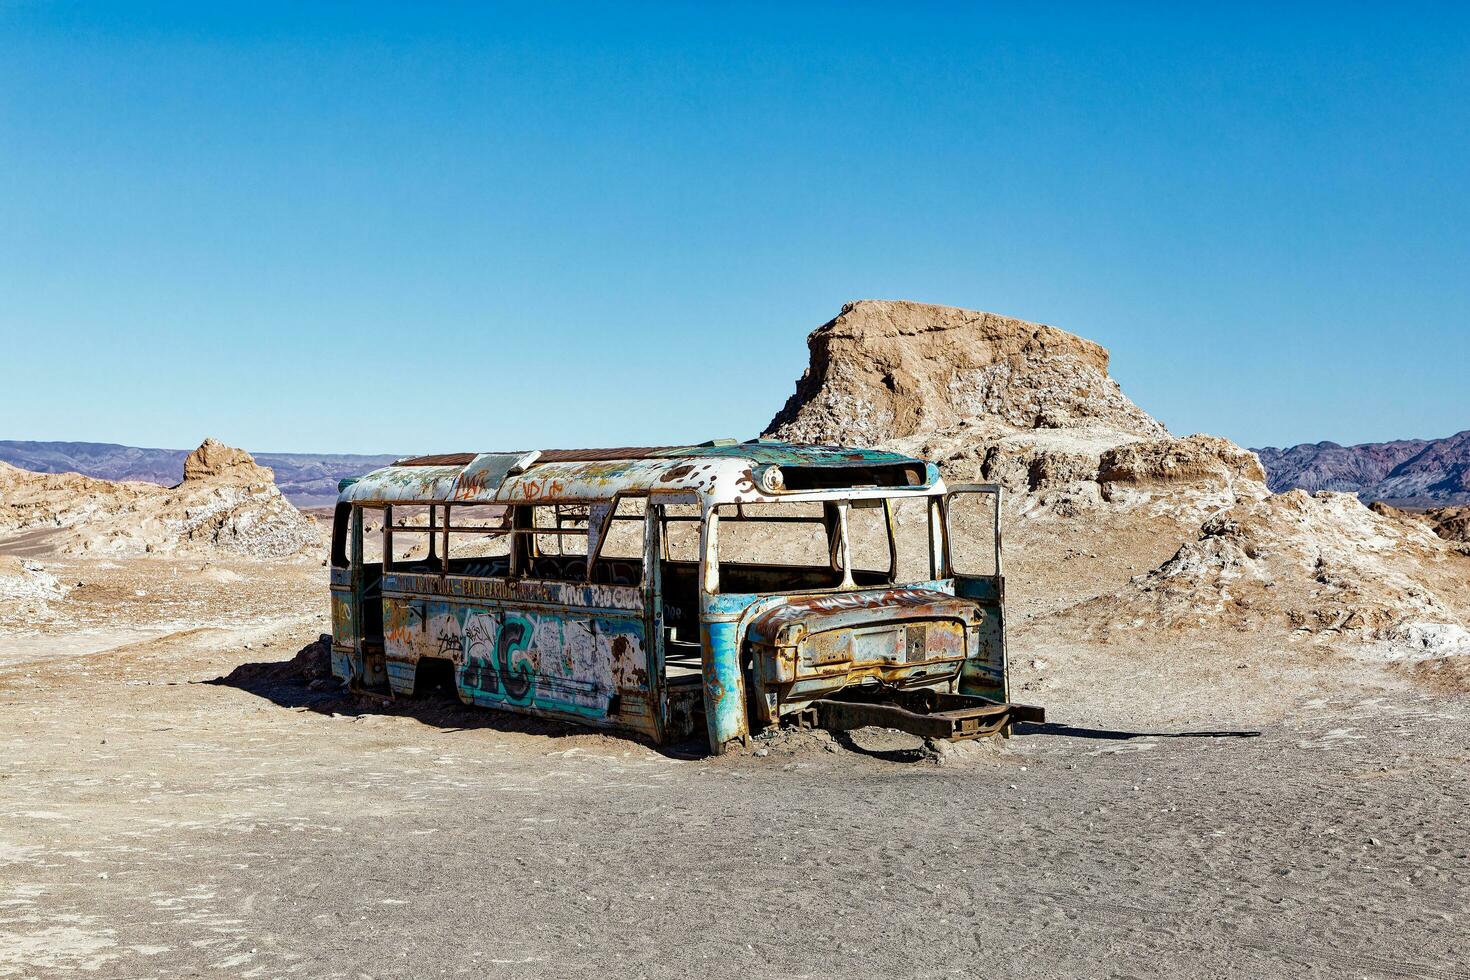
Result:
[746, 587, 979, 646]
[399, 447, 685, 465]
[537, 447, 680, 462]
[395, 452, 479, 467]
[656, 443, 921, 466]
[452, 452, 540, 500]
[794, 621, 963, 675]
[340, 465, 464, 503]
[800, 690, 1044, 741]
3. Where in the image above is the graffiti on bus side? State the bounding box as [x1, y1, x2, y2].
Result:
[461, 612, 532, 700]
[381, 597, 649, 716]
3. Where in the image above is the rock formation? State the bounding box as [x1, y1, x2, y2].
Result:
[1078, 490, 1470, 656]
[181, 437, 275, 484]
[768, 299, 1470, 662]
[0, 440, 319, 559]
[0, 440, 399, 506]
[765, 302, 1266, 526]
[0, 555, 67, 624]
[1369, 501, 1470, 552]
[765, 300, 1168, 446]
[1427, 506, 1470, 545]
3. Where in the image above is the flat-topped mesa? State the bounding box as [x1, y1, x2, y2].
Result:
[764, 299, 1169, 446]
[180, 438, 275, 486]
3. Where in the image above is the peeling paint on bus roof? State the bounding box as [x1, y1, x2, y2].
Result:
[338, 441, 939, 506]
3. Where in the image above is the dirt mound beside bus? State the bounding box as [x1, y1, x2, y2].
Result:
[0, 440, 320, 560]
[213, 633, 334, 688]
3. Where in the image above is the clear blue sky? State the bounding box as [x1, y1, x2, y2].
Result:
[2, 3, 1466, 454]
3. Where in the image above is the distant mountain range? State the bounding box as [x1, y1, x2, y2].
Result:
[6, 431, 1467, 510]
[1254, 430, 1470, 507]
[0, 440, 401, 507]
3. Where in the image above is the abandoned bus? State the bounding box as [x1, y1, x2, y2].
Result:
[328, 440, 1042, 753]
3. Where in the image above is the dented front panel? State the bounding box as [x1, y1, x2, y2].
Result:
[797, 619, 965, 677]
[738, 584, 985, 722]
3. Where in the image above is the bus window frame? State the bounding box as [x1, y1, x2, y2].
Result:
[588, 493, 651, 588]
[330, 502, 351, 568]
[839, 497, 901, 584]
[500, 503, 593, 584]
[437, 503, 513, 578]
[379, 504, 453, 572]
[703, 491, 943, 595]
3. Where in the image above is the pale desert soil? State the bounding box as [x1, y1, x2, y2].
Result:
[2, 560, 1469, 979]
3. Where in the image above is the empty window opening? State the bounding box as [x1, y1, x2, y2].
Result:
[713, 501, 842, 594]
[514, 504, 592, 583]
[590, 496, 647, 587]
[443, 504, 512, 578]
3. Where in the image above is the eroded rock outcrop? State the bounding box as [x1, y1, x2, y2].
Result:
[1080, 490, 1470, 655]
[769, 299, 1470, 664]
[1370, 501, 1470, 553]
[1097, 436, 1268, 502]
[0, 440, 319, 559]
[0, 555, 67, 624]
[181, 437, 275, 485]
[765, 300, 1265, 520]
[1427, 507, 1470, 545]
[765, 300, 1168, 445]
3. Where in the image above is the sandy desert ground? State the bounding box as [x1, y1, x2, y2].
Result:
[4, 304, 1469, 978]
[3, 552, 1469, 980]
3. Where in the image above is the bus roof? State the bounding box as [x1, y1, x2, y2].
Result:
[336, 440, 940, 506]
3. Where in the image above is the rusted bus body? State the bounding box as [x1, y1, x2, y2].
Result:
[328, 441, 1033, 753]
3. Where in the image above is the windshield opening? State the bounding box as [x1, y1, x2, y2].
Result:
[711, 496, 937, 594]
